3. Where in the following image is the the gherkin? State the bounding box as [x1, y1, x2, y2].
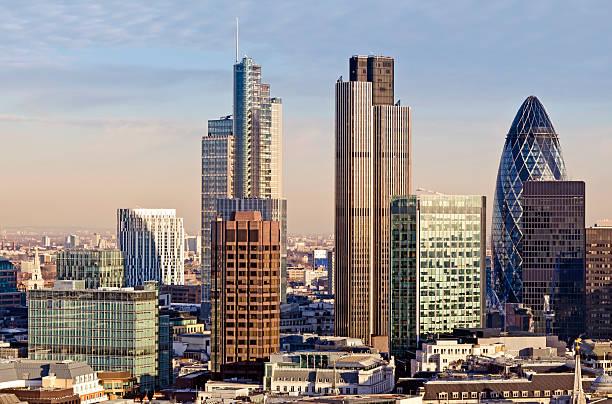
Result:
[491, 96, 567, 304]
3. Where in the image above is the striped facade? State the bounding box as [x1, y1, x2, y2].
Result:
[334, 78, 411, 345]
[373, 105, 411, 336]
[117, 209, 185, 286]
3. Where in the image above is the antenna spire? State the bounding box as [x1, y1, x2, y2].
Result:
[235, 17, 239, 63]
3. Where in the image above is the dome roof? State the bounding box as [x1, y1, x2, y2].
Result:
[591, 373, 612, 394]
[508, 96, 557, 136]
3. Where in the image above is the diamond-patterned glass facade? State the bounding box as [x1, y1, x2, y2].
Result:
[491, 96, 567, 303]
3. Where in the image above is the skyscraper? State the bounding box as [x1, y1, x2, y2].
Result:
[389, 195, 486, 357]
[117, 209, 185, 286]
[522, 180, 585, 341]
[492, 96, 568, 304]
[233, 57, 282, 199]
[210, 211, 280, 376]
[216, 197, 287, 302]
[586, 223, 612, 339]
[335, 56, 411, 345]
[202, 117, 234, 301]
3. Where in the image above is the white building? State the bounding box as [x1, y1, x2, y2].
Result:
[411, 333, 564, 377]
[411, 340, 505, 376]
[265, 351, 395, 397]
[117, 209, 184, 286]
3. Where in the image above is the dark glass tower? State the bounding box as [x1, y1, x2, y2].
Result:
[491, 96, 567, 304]
[522, 180, 585, 342]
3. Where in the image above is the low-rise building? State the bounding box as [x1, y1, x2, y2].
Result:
[0, 360, 106, 404]
[411, 329, 566, 377]
[173, 332, 210, 362]
[96, 372, 137, 400]
[411, 340, 505, 376]
[264, 351, 395, 396]
[580, 339, 612, 375]
[280, 301, 334, 336]
[421, 373, 592, 404]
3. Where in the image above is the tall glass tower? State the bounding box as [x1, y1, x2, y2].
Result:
[491, 96, 567, 304]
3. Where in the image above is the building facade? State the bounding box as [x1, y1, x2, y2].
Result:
[210, 211, 281, 374]
[216, 197, 288, 302]
[492, 96, 568, 305]
[201, 118, 234, 302]
[389, 195, 486, 357]
[0, 258, 23, 308]
[586, 225, 612, 339]
[233, 57, 282, 200]
[335, 56, 411, 346]
[56, 249, 124, 289]
[264, 351, 395, 396]
[28, 281, 163, 391]
[117, 208, 184, 286]
[521, 180, 585, 341]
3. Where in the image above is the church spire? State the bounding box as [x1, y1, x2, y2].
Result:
[572, 338, 587, 404]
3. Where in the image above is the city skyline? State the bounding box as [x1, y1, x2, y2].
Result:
[1, 2, 611, 234]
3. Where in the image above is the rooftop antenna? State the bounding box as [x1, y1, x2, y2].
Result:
[235, 17, 239, 63]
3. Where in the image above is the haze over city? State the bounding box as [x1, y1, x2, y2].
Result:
[0, 1, 610, 234]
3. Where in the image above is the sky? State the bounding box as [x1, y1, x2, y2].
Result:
[0, 1, 610, 235]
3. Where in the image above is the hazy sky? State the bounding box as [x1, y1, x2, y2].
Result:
[0, 1, 610, 235]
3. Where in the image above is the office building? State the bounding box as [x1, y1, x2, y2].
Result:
[389, 195, 486, 357]
[335, 56, 411, 345]
[349, 55, 394, 105]
[41, 236, 51, 247]
[0, 258, 23, 307]
[56, 249, 124, 289]
[492, 96, 568, 304]
[117, 208, 184, 286]
[160, 284, 202, 305]
[522, 181, 585, 341]
[586, 224, 612, 339]
[217, 197, 287, 302]
[28, 281, 166, 391]
[210, 211, 280, 376]
[208, 115, 233, 136]
[202, 118, 234, 302]
[233, 57, 282, 199]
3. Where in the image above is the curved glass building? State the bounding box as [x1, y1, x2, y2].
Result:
[491, 96, 567, 303]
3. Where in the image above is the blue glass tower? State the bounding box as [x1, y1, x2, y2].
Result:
[491, 96, 567, 303]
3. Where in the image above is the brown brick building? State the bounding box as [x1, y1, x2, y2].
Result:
[210, 211, 280, 378]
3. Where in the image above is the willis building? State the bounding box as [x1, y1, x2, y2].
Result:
[335, 55, 411, 346]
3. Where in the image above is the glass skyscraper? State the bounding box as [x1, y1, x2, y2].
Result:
[491, 96, 567, 304]
[390, 195, 485, 358]
[233, 57, 282, 199]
